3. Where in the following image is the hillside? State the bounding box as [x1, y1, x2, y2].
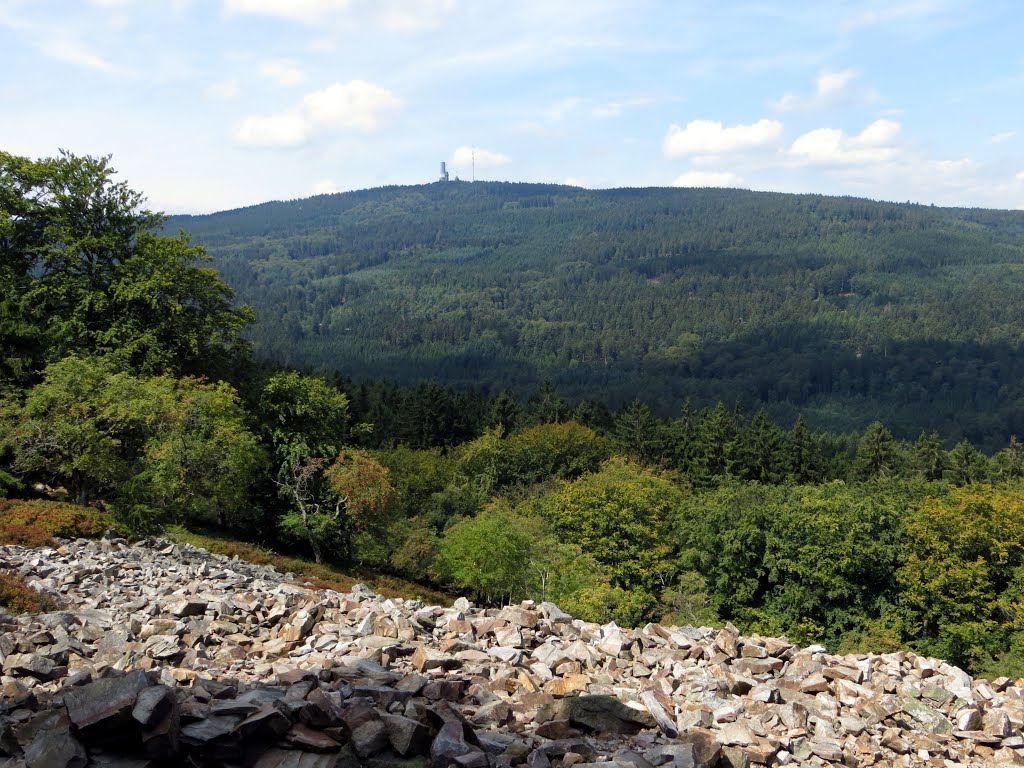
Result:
[170, 184, 1024, 449]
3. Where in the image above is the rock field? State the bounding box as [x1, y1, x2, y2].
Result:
[1, 534, 1023, 767]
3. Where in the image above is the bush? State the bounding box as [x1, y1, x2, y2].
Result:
[0, 572, 53, 614]
[0, 523, 53, 547]
[0, 499, 124, 541]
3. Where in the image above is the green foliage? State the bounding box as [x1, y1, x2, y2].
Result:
[547, 457, 683, 601]
[897, 486, 1024, 668]
[258, 370, 350, 460]
[946, 440, 989, 485]
[2, 356, 147, 505]
[433, 503, 534, 603]
[853, 422, 902, 480]
[389, 518, 440, 579]
[912, 432, 946, 481]
[496, 422, 610, 487]
[660, 571, 720, 627]
[1, 150, 251, 380]
[132, 377, 265, 528]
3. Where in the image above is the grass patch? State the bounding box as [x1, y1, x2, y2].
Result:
[164, 525, 452, 604]
[0, 499, 124, 546]
[0, 572, 54, 614]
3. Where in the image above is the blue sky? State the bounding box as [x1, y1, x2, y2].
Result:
[1, 0, 1022, 213]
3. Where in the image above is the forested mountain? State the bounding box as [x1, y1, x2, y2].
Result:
[12, 151, 1024, 675]
[171, 183, 1024, 450]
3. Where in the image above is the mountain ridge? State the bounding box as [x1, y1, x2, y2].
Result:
[167, 183, 1024, 449]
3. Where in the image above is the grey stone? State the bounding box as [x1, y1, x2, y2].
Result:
[63, 670, 150, 732]
[383, 713, 431, 756]
[23, 729, 87, 768]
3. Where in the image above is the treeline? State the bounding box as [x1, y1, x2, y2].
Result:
[170, 180, 1024, 450]
[7, 152, 1024, 678]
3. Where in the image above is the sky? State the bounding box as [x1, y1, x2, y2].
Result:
[1, 0, 1022, 213]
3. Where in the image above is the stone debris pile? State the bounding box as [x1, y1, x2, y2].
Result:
[0, 535, 1023, 767]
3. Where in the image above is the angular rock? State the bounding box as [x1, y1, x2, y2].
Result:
[64, 670, 150, 733]
[383, 713, 431, 756]
[537, 695, 656, 734]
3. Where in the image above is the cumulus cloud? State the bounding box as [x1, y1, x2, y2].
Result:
[663, 119, 783, 158]
[205, 79, 240, 101]
[990, 131, 1016, 144]
[788, 119, 901, 165]
[1017, 171, 1024, 183]
[672, 171, 744, 188]
[233, 111, 309, 148]
[233, 79, 401, 148]
[223, 0, 349, 23]
[312, 179, 339, 195]
[771, 69, 879, 112]
[261, 59, 306, 86]
[451, 146, 511, 169]
[302, 80, 401, 131]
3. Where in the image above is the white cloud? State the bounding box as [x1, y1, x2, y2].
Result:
[312, 179, 339, 194]
[771, 69, 879, 112]
[233, 79, 401, 147]
[88, 0, 134, 6]
[38, 36, 117, 73]
[451, 146, 511, 169]
[663, 119, 783, 158]
[672, 171, 744, 188]
[380, 0, 456, 31]
[841, 1, 949, 34]
[789, 119, 902, 165]
[261, 59, 306, 86]
[223, 0, 453, 29]
[205, 79, 240, 101]
[1017, 171, 1024, 183]
[592, 97, 655, 119]
[563, 177, 587, 187]
[990, 131, 1017, 144]
[592, 104, 622, 119]
[302, 80, 401, 131]
[233, 111, 309, 148]
[544, 97, 580, 122]
[223, 0, 349, 24]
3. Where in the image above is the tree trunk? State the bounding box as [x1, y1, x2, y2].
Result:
[71, 470, 89, 506]
[308, 536, 323, 564]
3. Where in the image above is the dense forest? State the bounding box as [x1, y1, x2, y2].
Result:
[8, 151, 1024, 680]
[170, 181, 1024, 450]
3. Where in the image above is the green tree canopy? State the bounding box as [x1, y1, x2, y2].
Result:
[1, 150, 252, 380]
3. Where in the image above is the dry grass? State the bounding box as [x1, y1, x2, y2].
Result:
[164, 526, 451, 605]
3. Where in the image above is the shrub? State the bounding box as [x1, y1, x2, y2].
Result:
[0, 499, 124, 541]
[0, 523, 53, 547]
[0, 572, 53, 614]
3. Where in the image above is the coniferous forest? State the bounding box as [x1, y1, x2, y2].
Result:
[170, 178, 1024, 451]
[9, 151, 1024, 678]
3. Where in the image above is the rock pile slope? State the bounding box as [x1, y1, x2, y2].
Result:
[0, 534, 1022, 767]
